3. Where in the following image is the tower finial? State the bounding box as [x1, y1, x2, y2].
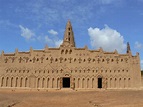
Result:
[61, 20, 75, 47]
[127, 42, 131, 53]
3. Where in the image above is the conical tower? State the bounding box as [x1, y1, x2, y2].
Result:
[127, 42, 131, 53]
[61, 20, 75, 47]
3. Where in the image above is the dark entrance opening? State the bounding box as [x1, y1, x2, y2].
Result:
[63, 77, 70, 88]
[98, 78, 102, 88]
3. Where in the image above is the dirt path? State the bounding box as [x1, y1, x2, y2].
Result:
[0, 89, 143, 107]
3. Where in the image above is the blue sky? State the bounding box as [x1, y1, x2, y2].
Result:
[0, 0, 143, 69]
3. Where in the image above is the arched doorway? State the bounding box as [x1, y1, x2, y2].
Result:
[98, 77, 102, 88]
[62, 77, 70, 88]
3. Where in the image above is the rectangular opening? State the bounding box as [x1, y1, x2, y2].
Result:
[63, 77, 70, 88]
[68, 32, 70, 35]
[98, 78, 102, 88]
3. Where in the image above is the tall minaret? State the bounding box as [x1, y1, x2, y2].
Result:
[127, 42, 131, 53]
[61, 20, 75, 47]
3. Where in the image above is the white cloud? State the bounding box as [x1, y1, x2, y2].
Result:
[19, 25, 62, 47]
[13, 0, 124, 29]
[15, 0, 95, 26]
[19, 25, 35, 40]
[48, 29, 58, 35]
[100, 0, 115, 4]
[44, 36, 62, 47]
[45, 36, 53, 44]
[54, 40, 63, 47]
[96, 0, 123, 6]
[0, 20, 17, 29]
[88, 25, 126, 53]
[135, 41, 143, 49]
[46, 29, 62, 47]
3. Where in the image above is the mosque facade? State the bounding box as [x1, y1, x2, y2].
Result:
[0, 21, 141, 90]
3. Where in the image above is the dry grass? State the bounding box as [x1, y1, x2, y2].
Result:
[0, 89, 143, 107]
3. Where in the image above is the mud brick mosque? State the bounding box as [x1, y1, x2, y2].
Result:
[0, 21, 141, 90]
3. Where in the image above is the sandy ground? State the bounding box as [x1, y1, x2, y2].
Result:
[0, 89, 143, 107]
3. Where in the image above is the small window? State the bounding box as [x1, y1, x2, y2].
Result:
[111, 59, 114, 62]
[65, 50, 68, 54]
[93, 59, 95, 62]
[83, 59, 86, 62]
[68, 32, 70, 35]
[61, 50, 64, 54]
[69, 50, 72, 54]
[55, 58, 58, 62]
[102, 59, 104, 62]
